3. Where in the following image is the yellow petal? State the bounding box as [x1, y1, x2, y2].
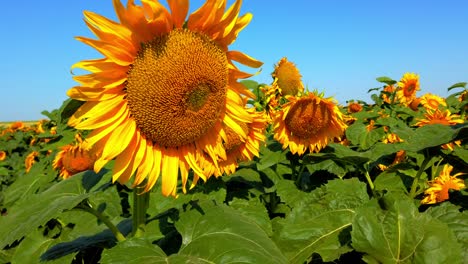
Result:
[228, 50, 263, 68]
[167, 0, 189, 28]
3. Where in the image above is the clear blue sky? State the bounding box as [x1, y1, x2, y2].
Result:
[2, 0, 467, 121]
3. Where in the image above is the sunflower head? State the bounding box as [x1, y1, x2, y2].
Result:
[67, 0, 262, 196]
[347, 101, 363, 113]
[0, 151, 6, 161]
[10, 121, 25, 131]
[273, 92, 347, 155]
[414, 109, 464, 127]
[25, 151, 39, 173]
[381, 85, 395, 104]
[396, 72, 420, 106]
[272, 57, 304, 96]
[420, 93, 446, 110]
[53, 142, 98, 179]
[421, 164, 466, 204]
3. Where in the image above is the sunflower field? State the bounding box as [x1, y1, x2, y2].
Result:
[1, 0, 467, 263]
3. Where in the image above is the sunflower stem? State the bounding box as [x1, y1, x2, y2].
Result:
[132, 182, 149, 238]
[409, 156, 431, 199]
[76, 202, 126, 242]
[295, 162, 306, 188]
[364, 165, 376, 197]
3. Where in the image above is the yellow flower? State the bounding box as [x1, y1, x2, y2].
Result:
[396, 72, 420, 106]
[0, 151, 6, 161]
[382, 132, 404, 144]
[25, 151, 39, 173]
[67, 0, 262, 196]
[414, 109, 464, 127]
[273, 92, 347, 155]
[378, 150, 406, 171]
[420, 93, 446, 110]
[381, 84, 395, 104]
[53, 143, 99, 179]
[272, 57, 304, 96]
[441, 140, 462, 151]
[421, 164, 465, 204]
[194, 108, 266, 184]
[10, 121, 25, 131]
[347, 102, 362, 113]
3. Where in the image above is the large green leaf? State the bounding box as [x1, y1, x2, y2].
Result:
[0, 170, 108, 248]
[425, 203, 468, 263]
[273, 178, 369, 263]
[10, 228, 75, 264]
[228, 197, 273, 236]
[397, 124, 466, 152]
[346, 123, 386, 150]
[174, 203, 287, 263]
[100, 238, 167, 264]
[352, 196, 463, 264]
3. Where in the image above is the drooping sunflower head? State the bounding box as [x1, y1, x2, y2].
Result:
[67, 0, 262, 196]
[53, 140, 99, 179]
[272, 57, 304, 96]
[414, 109, 464, 127]
[396, 72, 420, 106]
[421, 164, 466, 204]
[419, 93, 446, 110]
[273, 92, 347, 155]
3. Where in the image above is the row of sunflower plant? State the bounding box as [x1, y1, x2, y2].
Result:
[1, 0, 467, 263]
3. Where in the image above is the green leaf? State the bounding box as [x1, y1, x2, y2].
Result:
[352, 196, 463, 264]
[374, 172, 407, 195]
[376, 76, 397, 85]
[100, 238, 167, 264]
[447, 82, 467, 91]
[273, 179, 369, 263]
[11, 228, 75, 264]
[0, 170, 107, 248]
[306, 159, 347, 178]
[228, 197, 273, 236]
[257, 142, 287, 171]
[346, 123, 385, 150]
[425, 203, 468, 263]
[452, 147, 468, 164]
[175, 203, 287, 263]
[398, 124, 465, 152]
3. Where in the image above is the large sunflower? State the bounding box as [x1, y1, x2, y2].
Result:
[68, 0, 262, 196]
[414, 109, 464, 127]
[396, 72, 420, 106]
[273, 93, 347, 155]
[419, 93, 446, 110]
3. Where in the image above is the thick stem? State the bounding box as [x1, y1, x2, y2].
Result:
[364, 168, 377, 197]
[77, 203, 126, 242]
[132, 183, 149, 238]
[409, 156, 431, 199]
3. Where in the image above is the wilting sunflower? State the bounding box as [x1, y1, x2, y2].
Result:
[414, 109, 464, 127]
[396, 72, 420, 106]
[420, 93, 446, 110]
[272, 57, 304, 96]
[53, 136, 100, 179]
[67, 0, 262, 196]
[25, 151, 39, 173]
[0, 151, 6, 161]
[421, 164, 466, 204]
[273, 92, 347, 155]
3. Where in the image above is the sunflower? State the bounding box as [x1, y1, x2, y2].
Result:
[0, 151, 6, 161]
[414, 109, 464, 127]
[273, 92, 347, 155]
[10, 121, 25, 131]
[193, 108, 266, 184]
[420, 93, 446, 110]
[441, 140, 462, 151]
[421, 164, 466, 204]
[377, 150, 406, 171]
[396, 72, 420, 106]
[272, 57, 304, 96]
[53, 135, 100, 179]
[67, 0, 262, 196]
[25, 151, 39, 173]
[347, 101, 362, 113]
[381, 84, 395, 104]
